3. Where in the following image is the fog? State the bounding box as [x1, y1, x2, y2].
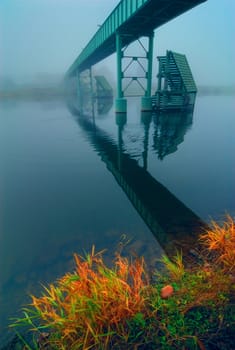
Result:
[0, 0, 234, 89]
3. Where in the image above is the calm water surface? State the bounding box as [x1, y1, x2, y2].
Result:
[0, 95, 234, 345]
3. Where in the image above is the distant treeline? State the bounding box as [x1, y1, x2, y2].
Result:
[0, 86, 69, 100]
[0, 84, 234, 100]
[197, 85, 235, 96]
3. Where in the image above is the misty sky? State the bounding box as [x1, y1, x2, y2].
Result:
[0, 0, 234, 86]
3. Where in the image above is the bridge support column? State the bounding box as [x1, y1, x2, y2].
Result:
[77, 70, 82, 111]
[88, 67, 95, 118]
[141, 96, 152, 111]
[141, 31, 154, 112]
[88, 67, 94, 99]
[116, 31, 154, 113]
[115, 32, 127, 114]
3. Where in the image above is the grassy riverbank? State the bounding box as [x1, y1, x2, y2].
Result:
[9, 216, 235, 349]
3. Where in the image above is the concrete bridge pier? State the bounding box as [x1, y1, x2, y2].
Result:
[141, 32, 154, 112]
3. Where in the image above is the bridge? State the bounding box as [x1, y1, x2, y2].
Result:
[66, 0, 207, 113]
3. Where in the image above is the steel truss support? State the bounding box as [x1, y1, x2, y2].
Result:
[76, 69, 83, 112]
[77, 67, 94, 115]
[115, 31, 154, 113]
[88, 67, 95, 117]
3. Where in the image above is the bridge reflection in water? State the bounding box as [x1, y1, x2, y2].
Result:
[152, 110, 193, 160]
[67, 98, 206, 261]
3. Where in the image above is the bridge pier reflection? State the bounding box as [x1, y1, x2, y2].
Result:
[67, 98, 207, 262]
[141, 111, 152, 170]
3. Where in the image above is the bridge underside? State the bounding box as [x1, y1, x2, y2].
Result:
[67, 0, 206, 76]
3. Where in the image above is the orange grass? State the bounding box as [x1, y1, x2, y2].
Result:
[25, 246, 151, 349]
[11, 216, 235, 349]
[200, 214, 235, 272]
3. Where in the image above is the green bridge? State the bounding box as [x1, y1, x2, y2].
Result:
[66, 0, 206, 113]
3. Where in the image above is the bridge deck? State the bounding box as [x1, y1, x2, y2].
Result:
[67, 0, 206, 77]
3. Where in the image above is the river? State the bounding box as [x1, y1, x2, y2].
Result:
[0, 94, 234, 346]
